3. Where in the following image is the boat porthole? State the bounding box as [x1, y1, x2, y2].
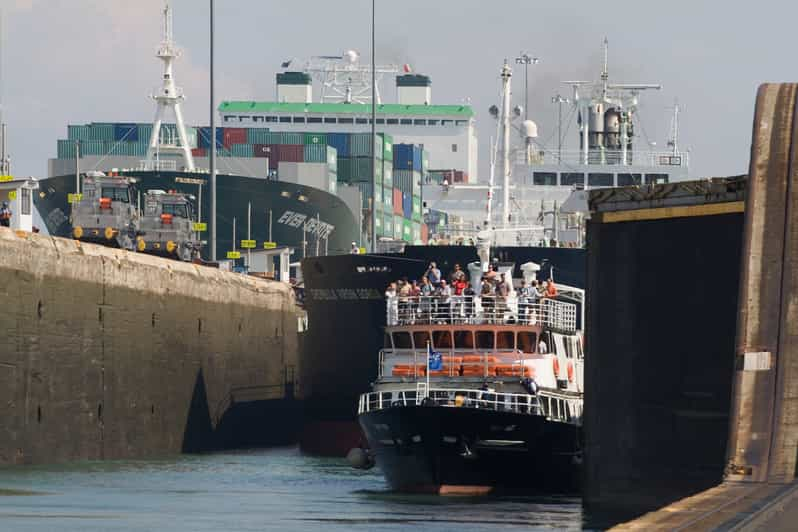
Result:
[198, 318, 202, 334]
[98, 403, 103, 422]
[151, 313, 156, 328]
[37, 406, 42, 424]
[37, 301, 43, 320]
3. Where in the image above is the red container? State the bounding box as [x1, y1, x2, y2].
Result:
[393, 188, 403, 215]
[253, 144, 273, 158]
[421, 223, 429, 244]
[191, 148, 207, 157]
[223, 127, 247, 148]
[454, 171, 466, 183]
[277, 144, 304, 163]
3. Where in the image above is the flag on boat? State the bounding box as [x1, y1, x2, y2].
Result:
[403, 64, 413, 73]
[427, 343, 442, 371]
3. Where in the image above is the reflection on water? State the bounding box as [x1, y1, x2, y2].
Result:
[0, 447, 606, 531]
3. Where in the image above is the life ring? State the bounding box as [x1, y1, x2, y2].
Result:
[567, 362, 574, 382]
[552, 357, 560, 378]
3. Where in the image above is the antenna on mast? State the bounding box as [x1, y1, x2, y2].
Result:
[0, 7, 8, 176]
[668, 100, 680, 155]
[144, 2, 195, 171]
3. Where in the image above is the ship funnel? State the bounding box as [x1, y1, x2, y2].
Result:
[397, 74, 431, 105]
[476, 230, 491, 273]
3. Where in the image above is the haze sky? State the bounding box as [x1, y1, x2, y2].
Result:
[4, 0, 798, 180]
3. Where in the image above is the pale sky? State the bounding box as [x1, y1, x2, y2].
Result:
[4, 0, 798, 180]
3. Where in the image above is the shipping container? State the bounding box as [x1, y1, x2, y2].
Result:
[223, 127, 248, 148]
[327, 132, 350, 156]
[355, 182, 374, 209]
[421, 223, 429, 244]
[198, 127, 224, 149]
[383, 213, 395, 238]
[402, 219, 413, 243]
[67, 125, 91, 142]
[402, 192, 412, 219]
[393, 188, 403, 215]
[113, 123, 138, 142]
[383, 161, 393, 188]
[88, 123, 115, 141]
[383, 185, 393, 210]
[413, 173, 422, 196]
[253, 144, 273, 158]
[137, 124, 153, 142]
[277, 144, 304, 163]
[383, 134, 394, 160]
[349, 133, 385, 159]
[393, 144, 423, 171]
[57, 139, 78, 159]
[412, 221, 422, 244]
[412, 196, 422, 222]
[183, 126, 198, 149]
[304, 144, 330, 163]
[192, 147, 207, 157]
[375, 186, 383, 206]
[394, 216, 403, 240]
[230, 143, 253, 157]
[394, 169, 420, 195]
[304, 133, 326, 146]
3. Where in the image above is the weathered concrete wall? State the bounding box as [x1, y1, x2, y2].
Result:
[0, 228, 300, 465]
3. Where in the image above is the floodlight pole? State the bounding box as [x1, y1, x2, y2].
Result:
[370, 0, 377, 252]
[551, 94, 570, 163]
[209, 0, 217, 261]
[515, 53, 538, 122]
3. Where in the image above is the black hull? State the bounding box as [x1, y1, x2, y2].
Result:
[359, 405, 581, 494]
[35, 170, 360, 260]
[300, 248, 585, 454]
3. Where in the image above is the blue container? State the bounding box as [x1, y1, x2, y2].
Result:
[114, 123, 139, 142]
[393, 144, 423, 171]
[327, 133, 349, 156]
[412, 145, 423, 170]
[402, 192, 412, 219]
[198, 127, 224, 149]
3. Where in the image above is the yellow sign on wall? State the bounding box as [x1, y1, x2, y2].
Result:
[0, 175, 13, 183]
[226, 251, 241, 259]
[192, 222, 207, 232]
[240, 239, 256, 249]
[68, 193, 83, 204]
[263, 241, 277, 249]
[7, 190, 16, 200]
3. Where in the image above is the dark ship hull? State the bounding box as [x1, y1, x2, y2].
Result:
[35, 170, 360, 260]
[359, 404, 581, 494]
[300, 247, 585, 455]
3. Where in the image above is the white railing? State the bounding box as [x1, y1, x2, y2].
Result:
[358, 386, 582, 426]
[516, 149, 689, 168]
[379, 348, 534, 380]
[387, 295, 577, 332]
[138, 159, 178, 171]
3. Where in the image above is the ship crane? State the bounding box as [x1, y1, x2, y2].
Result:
[144, 2, 195, 171]
[303, 51, 400, 104]
[564, 38, 661, 166]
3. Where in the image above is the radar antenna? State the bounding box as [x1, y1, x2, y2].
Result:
[144, 2, 195, 171]
[303, 51, 400, 104]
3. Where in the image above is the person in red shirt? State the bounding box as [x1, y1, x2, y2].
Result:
[545, 278, 558, 298]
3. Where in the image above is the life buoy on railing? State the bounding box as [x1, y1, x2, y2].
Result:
[567, 362, 574, 383]
[552, 357, 560, 378]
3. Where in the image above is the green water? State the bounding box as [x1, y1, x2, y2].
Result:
[0, 447, 597, 531]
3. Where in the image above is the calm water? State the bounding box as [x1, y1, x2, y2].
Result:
[0, 447, 602, 531]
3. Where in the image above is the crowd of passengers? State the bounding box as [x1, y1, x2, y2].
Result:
[385, 261, 558, 325]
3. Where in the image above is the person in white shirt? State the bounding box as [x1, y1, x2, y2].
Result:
[437, 280, 452, 323]
[538, 339, 548, 354]
[385, 282, 398, 325]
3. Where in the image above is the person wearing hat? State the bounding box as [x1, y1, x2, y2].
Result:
[0, 201, 11, 227]
[350, 242, 359, 254]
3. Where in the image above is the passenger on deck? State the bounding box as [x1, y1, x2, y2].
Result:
[385, 282, 398, 325]
[426, 262, 441, 287]
[350, 242, 360, 254]
[450, 263, 466, 283]
[485, 264, 497, 284]
[463, 281, 476, 322]
[480, 277, 495, 322]
[517, 280, 532, 323]
[452, 275, 467, 323]
[544, 278, 558, 298]
[419, 276, 434, 320]
[496, 273, 510, 322]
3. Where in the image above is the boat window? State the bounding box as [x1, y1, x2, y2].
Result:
[400, 119, 412, 125]
[454, 330, 474, 349]
[384, 333, 391, 348]
[101, 187, 129, 203]
[456, 120, 468, 126]
[392, 332, 412, 349]
[376, 119, 385, 124]
[413, 331, 431, 349]
[428, 119, 440, 126]
[339, 118, 354, 124]
[356, 118, 368, 124]
[162, 203, 188, 219]
[561, 173, 585, 186]
[516, 332, 537, 353]
[475, 331, 494, 350]
[432, 330, 453, 349]
[645, 173, 669, 184]
[265, 116, 278, 123]
[279, 116, 291, 123]
[441, 120, 453, 126]
[21, 188, 31, 215]
[292, 116, 305, 123]
[588, 173, 613, 187]
[496, 331, 514, 350]
[307, 117, 322, 123]
[324, 117, 337, 124]
[617, 173, 642, 186]
[386, 119, 399, 125]
[414, 119, 426, 125]
[533, 172, 556, 186]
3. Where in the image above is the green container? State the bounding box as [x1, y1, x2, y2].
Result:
[327, 146, 337, 171]
[412, 196, 422, 222]
[304, 133, 327, 146]
[57, 139, 78, 159]
[80, 140, 107, 156]
[393, 215, 403, 240]
[402, 219, 413, 243]
[375, 213, 383, 235]
[383, 185, 393, 210]
[89, 123, 114, 141]
[137, 124, 153, 142]
[383, 161, 393, 188]
[303, 144, 328, 163]
[412, 172, 422, 197]
[383, 213, 394, 237]
[247, 128, 271, 144]
[230, 143, 253, 157]
[349, 133, 385, 159]
[337, 158, 355, 181]
[277, 132, 303, 145]
[412, 221, 422, 244]
[67, 125, 91, 142]
[383, 134, 393, 160]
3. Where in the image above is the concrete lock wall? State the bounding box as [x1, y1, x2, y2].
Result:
[0, 228, 300, 466]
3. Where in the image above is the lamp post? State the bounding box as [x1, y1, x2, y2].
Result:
[209, 0, 217, 261]
[370, 0, 377, 252]
[515, 53, 539, 121]
[551, 94, 570, 163]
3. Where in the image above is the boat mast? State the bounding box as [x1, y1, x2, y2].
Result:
[0, 8, 8, 176]
[145, 2, 195, 172]
[500, 61, 512, 229]
[668, 100, 680, 155]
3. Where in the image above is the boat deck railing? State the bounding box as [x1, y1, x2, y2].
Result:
[516, 148, 689, 168]
[379, 348, 534, 379]
[358, 386, 582, 426]
[387, 296, 576, 332]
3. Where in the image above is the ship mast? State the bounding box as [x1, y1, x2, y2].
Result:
[145, 2, 195, 171]
[500, 61, 512, 229]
